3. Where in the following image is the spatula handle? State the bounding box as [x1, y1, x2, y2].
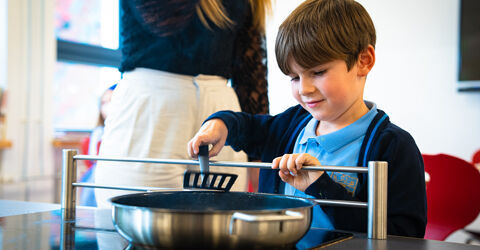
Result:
[198, 145, 209, 174]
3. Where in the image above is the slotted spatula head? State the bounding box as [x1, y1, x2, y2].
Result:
[183, 170, 238, 192]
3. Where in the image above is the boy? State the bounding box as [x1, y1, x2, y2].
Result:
[188, 0, 426, 237]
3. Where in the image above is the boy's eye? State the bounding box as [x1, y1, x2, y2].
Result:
[290, 76, 299, 82]
[314, 70, 326, 76]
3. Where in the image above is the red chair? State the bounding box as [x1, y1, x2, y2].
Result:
[81, 136, 93, 168]
[423, 154, 480, 241]
[80, 135, 102, 169]
[473, 150, 480, 167]
[463, 149, 480, 243]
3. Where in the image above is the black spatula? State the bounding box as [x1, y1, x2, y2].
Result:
[183, 145, 238, 191]
[183, 170, 238, 192]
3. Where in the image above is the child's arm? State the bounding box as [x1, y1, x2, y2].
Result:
[304, 129, 427, 238]
[271, 153, 324, 191]
[187, 111, 274, 160]
[272, 137, 426, 238]
[200, 109, 297, 159]
[188, 104, 311, 163]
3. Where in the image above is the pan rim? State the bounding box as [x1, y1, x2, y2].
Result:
[109, 190, 315, 213]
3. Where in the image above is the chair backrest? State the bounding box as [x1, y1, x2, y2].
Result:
[80, 136, 93, 168]
[473, 150, 480, 165]
[423, 153, 480, 240]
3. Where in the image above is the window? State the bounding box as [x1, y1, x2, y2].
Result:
[54, 0, 121, 130]
[52, 62, 119, 130]
[458, 0, 480, 91]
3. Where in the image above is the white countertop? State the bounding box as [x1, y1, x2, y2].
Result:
[0, 199, 60, 217]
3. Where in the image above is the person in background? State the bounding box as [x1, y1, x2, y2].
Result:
[188, 0, 427, 237]
[78, 84, 116, 207]
[94, 0, 272, 207]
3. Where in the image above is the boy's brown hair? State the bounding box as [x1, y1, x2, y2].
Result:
[275, 0, 376, 74]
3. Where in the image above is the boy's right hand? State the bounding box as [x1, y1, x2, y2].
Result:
[187, 119, 228, 159]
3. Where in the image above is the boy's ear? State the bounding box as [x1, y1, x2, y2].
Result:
[357, 45, 375, 77]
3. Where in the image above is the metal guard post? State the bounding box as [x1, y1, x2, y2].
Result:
[61, 149, 77, 221]
[60, 149, 388, 239]
[367, 161, 388, 239]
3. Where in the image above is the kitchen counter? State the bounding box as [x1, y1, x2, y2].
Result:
[0, 200, 60, 217]
[0, 200, 478, 250]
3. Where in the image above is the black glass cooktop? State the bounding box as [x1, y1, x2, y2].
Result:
[0, 208, 352, 249]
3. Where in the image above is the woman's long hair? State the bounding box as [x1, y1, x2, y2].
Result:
[197, 0, 272, 33]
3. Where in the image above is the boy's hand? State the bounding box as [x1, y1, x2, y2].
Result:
[272, 153, 324, 192]
[187, 119, 228, 158]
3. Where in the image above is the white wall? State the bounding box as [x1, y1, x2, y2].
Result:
[2, 0, 55, 189]
[267, 0, 480, 161]
[0, 0, 6, 88]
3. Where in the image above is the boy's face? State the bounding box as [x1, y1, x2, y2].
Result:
[288, 58, 367, 130]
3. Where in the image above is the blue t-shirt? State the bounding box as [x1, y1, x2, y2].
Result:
[284, 101, 378, 229]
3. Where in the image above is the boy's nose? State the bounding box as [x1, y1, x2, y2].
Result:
[298, 78, 315, 95]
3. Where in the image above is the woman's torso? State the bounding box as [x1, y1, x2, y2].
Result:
[119, 0, 251, 78]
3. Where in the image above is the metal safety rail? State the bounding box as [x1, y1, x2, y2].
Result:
[61, 149, 388, 239]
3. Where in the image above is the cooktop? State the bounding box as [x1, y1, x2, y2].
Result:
[0, 207, 352, 249]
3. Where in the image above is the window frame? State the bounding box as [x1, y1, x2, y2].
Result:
[55, 0, 122, 67]
[56, 39, 121, 68]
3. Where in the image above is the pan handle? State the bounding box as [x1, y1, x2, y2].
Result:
[228, 210, 304, 235]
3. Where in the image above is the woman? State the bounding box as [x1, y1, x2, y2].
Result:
[95, 0, 272, 207]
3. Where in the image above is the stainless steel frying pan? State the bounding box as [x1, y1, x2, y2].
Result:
[110, 191, 313, 249]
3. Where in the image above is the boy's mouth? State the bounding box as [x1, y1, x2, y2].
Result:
[305, 100, 324, 108]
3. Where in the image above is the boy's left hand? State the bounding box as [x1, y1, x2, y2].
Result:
[272, 153, 324, 192]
